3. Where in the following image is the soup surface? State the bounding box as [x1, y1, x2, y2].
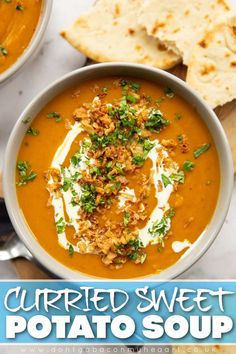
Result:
[0, 0, 42, 74]
[16, 77, 220, 279]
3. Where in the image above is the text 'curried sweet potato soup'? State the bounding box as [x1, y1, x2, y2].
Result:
[0, 0, 42, 74]
[16, 77, 220, 278]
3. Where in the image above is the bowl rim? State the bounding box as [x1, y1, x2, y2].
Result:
[3, 62, 234, 280]
[0, 0, 53, 84]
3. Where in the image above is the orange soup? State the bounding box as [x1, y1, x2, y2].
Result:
[0, 0, 42, 74]
[16, 77, 220, 278]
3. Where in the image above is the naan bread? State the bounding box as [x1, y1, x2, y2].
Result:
[139, 0, 233, 65]
[61, 0, 180, 69]
[187, 13, 236, 108]
[173, 346, 236, 353]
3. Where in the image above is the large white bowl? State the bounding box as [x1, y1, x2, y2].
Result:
[0, 0, 53, 84]
[3, 63, 234, 280]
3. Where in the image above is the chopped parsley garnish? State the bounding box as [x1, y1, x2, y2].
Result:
[174, 113, 182, 120]
[55, 217, 66, 234]
[16, 4, 24, 10]
[0, 46, 8, 56]
[126, 95, 137, 104]
[194, 144, 211, 158]
[47, 111, 62, 123]
[132, 155, 145, 166]
[16, 161, 37, 186]
[26, 127, 39, 136]
[143, 139, 155, 152]
[71, 151, 82, 167]
[130, 82, 140, 92]
[68, 244, 74, 257]
[155, 98, 164, 107]
[170, 170, 185, 184]
[183, 161, 195, 171]
[177, 134, 183, 142]
[149, 210, 174, 246]
[123, 211, 130, 226]
[164, 87, 174, 98]
[22, 117, 31, 124]
[80, 183, 97, 213]
[161, 174, 172, 187]
[115, 162, 124, 174]
[90, 166, 102, 176]
[145, 108, 169, 132]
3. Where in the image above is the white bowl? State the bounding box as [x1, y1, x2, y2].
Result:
[0, 0, 53, 84]
[3, 63, 234, 280]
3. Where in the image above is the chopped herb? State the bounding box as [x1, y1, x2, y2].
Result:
[102, 87, 108, 93]
[130, 82, 140, 92]
[170, 170, 185, 184]
[161, 174, 172, 187]
[26, 127, 39, 136]
[155, 98, 164, 106]
[55, 217, 66, 234]
[177, 134, 183, 142]
[174, 113, 182, 120]
[194, 143, 211, 158]
[16, 4, 24, 10]
[143, 139, 155, 152]
[16, 161, 37, 186]
[123, 211, 130, 226]
[119, 79, 128, 87]
[90, 166, 102, 176]
[167, 207, 175, 218]
[22, 117, 31, 124]
[127, 239, 144, 261]
[71, 151, 81, 167]
[132, 155, 145, 165]
[164, 87, 174, 98]
[106, 161, 113, 171]
[116, 162, 124, 174]
[47, 111, 62, 123]
[145, 108, 169, 132]
[68, 244, 74, 257]
[0, 46, 8, 56]
[149, 215, 170, 246]
[80, 183, 97, 213]
[126, 95, 137, 104]
[183, 161, 195, 171]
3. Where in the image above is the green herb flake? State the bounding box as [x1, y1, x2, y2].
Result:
[145, 108, 169, 132]
[26, 127, 39, 136]
[164, 87, 174, 98]
[183, 160, 195, 171]
[55, 217, 66, 234]
[22, 117, 31, 124]
[0, 46, 8, 56]
[132, 155, 145, 166]
[170, 170, 185, 184]
[126, 95, 137, 104]
[47, 111, 62, 123]
[177, 134, 183, 142]
[90, 166, 102, 176]
[80, 183, 97, 213]
[149, 216, 169, 246]
[16, 4, 24, 10]
[123, 211, 130, 226]
[68, 244, 74, 257]
[174, 113, 182, 120]
[130, 82, 140, 92]
[155, 98, 164, 107]
[16, 160, 37, 186]
[143, 139, 155, 152]
[194, 143, 211, 159]
[161, 174, 172, 188]
[102, 87, 108, 93]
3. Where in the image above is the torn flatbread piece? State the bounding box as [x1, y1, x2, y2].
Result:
[139, 0, 233, 65]
[187, 13, 236, 108]
[61, 0, 180, 69]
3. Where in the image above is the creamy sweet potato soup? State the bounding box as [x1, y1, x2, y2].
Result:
[0, 0, 42, 74]
[16, 77, 220, 278]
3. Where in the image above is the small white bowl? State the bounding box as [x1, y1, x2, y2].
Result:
[0, 0, 53, 84]
[3, 63, 234, 280]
